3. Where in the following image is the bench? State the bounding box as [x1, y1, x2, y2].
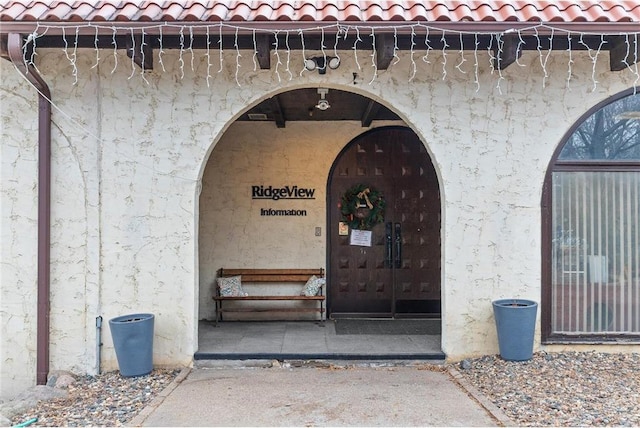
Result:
[213, 268, 325, 323]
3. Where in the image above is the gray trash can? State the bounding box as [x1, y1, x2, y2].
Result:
[492, 299, 537, 361]
[109, 313, 154, 377]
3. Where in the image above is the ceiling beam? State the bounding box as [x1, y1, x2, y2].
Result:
[0, 35, 9, 60]
[270, 95, 286, 128]
[608, 35, 639, 72]
[256, 34, 271, 70]
[492, 34, 522, 70]
[126, 34, 153, 70]
[361, 100, 381, 127]
[375, 33, 394, 70]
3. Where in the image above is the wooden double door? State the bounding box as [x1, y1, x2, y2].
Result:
[328, 127, 441, 318]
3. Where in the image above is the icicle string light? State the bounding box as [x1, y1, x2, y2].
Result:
[409, 26, 417, 82]
[392, 27, 400, 66]
[21, 32, 32, 75]
[632, 34, 640, 92]
[24, 24, 44, 74]
[92, 26, 100, 69]
[285, 31, 293, 80]
[473, 32, 480, 92]
[487, 32, 496, 74]
[333, 27, 341, 70]
[189, 26, 195, 73]
[158, 26, 166, 72]
[495, 33, 504, 94]
[21, 21, 640, 92]
[622, 33, 632, 70]
[352, 26, 362, 70]
[217, 24, 223, 73]
[128, 29, 136, 80]
[22, 31, 31, 71]
[369, 28, 377, 84]
[534, 27, 549, 88]
[178, 26, 185, 79]
[515, 30, 526, 67]
[140, 29, 149, 84]
[541, 28, 555, 88]
[206, 26, 212, 87]
[422, 26, 432, 64]
[234, 27, 242, 86]
[566, 32, 573, 90]
[321, 27, 327, 68]
[592, 34, 607, 91]
[578, 32, 604, 91]
[299, 29, 307, 77]
[456, 31, 467, 74]
[61, 27, 75, 81]
[273, 30, 282, 83]
[71, 27, 79, 84]
[111, 26, 118, 74]
[251, 29, 258, 71]
[441, 32, 448, 81]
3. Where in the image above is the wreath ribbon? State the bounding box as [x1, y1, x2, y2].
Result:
[356, 188, 374, 209]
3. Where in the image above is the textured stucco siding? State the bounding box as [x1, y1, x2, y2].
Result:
[1, 44, 636, 399]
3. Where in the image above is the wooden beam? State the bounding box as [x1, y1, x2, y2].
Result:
[256, 34, 271, 70]
[361, 100, 380, 127]
[270, 95, 286, 128]
[608, 35, 639, 71]
[0, 35, 9, 60]
[125, 34, 153, 70]
[375, 33, 394, 70]
[492, 34, 522, 70]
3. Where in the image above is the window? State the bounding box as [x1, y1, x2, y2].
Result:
[543, 89, 640, 342]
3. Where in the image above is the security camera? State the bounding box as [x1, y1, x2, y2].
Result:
[316, 99, 330, 110]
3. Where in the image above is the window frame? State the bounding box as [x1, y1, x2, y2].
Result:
[542, 87, 640, 344]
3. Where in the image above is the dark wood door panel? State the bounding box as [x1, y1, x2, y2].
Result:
[328, 126, 441, 317]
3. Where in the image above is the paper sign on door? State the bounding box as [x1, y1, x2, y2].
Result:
[350, 229, 372, 247]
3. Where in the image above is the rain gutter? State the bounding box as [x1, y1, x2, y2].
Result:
[1, 21, 639, 34]
[6, 32, 51, 386]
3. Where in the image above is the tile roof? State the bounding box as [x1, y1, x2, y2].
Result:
[2, 1, 639, 23]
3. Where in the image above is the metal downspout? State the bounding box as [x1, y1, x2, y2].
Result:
[7, 33, 52, 385]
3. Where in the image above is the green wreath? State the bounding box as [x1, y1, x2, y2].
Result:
[340, 184, 386, 230]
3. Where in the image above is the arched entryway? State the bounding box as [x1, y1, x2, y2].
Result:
[327, 126, 441, 319]
[197, 93, 444, 359]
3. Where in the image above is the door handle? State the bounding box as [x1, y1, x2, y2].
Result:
[394, 222, 402, 269]
[385, 222, 393, 268]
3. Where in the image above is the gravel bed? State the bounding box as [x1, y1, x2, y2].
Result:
[456, 351, 640, 427]
[6, 352, 639, 427]
[9, 369, 180, 427]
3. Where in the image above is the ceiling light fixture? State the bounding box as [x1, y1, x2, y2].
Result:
[247, 113, 268, 120]
[316, 88, 330, 110]
[304, 56, 340, 74]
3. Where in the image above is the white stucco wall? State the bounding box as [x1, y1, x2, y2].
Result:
[1, 41, 637, 399]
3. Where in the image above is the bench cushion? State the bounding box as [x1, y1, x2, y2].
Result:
[217, 275, 248, 297]
[301, 275, 325, 296]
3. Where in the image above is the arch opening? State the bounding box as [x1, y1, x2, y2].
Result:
[195, 87, 444, 356]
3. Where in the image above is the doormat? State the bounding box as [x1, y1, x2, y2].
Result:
[334, 319, 441, 335]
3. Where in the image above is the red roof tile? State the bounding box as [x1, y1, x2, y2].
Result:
[1, 1, 639, 23]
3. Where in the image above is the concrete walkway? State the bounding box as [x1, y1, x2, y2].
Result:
[132, 363, 508, 427]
